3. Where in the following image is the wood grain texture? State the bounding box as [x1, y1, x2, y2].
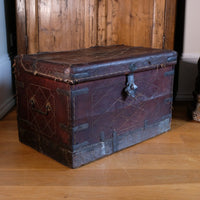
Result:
[1, 103, 200, 199]
[106, 0, 119, 45]
[152, 0, 166, 48]
[97, 0, 107, 46]
[38, 0, 98, 52]
[26, 0, 39, 54]
[164, 0, 177, 50]
[16, 0, 177, 54]
[106, 0, 154, 46]
[16, 0, 26, 54]
[128, 0, 154, 47]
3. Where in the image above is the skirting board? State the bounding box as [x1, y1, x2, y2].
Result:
[0, 96, 15, 119]
[0, 53, 15, 119]
[181, 53, 199, 64]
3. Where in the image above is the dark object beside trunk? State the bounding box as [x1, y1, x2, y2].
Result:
[14, 45, 177, 168]
[192, 58, 200, 122]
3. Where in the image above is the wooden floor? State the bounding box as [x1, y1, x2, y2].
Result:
[0, 102, 200, 200]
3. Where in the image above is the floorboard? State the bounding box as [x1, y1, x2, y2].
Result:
[0, 102, 200, 200]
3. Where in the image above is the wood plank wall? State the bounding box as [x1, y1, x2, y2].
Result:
[16, 0, 177, 54]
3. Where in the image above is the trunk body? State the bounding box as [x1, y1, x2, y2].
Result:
[15, 45, 177, 168]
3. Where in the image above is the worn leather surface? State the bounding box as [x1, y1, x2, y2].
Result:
[16, 45, 177, 84]
[15, 45, 177, 167]
[71, 65, 174, 147]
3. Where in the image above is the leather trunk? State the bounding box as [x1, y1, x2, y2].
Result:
[14, 45, 177, 168]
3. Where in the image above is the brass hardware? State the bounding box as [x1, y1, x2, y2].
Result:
[30, 97, 51, 115]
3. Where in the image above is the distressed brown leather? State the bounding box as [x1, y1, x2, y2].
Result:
[14, 45, 177, 168]
[16, 45, 177, 84]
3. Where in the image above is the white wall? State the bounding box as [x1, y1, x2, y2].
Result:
[177, 0, 200, 101]
[0, 0, 15, 119]
[182, 0, 200, 62]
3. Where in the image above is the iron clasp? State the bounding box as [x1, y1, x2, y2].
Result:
[125, 74, 138, 98]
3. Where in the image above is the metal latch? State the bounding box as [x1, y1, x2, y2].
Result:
[125, 74, 138, 97]
[30, 97, 51, 116]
